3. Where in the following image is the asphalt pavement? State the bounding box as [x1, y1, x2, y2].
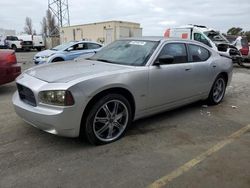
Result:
[0, 52, 250, 188]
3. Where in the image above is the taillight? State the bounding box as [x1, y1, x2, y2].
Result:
[6, 52, 17, 64]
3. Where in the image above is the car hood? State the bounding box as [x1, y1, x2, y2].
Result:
[35, 49, 58, 57]
[25, 60, 133, 83]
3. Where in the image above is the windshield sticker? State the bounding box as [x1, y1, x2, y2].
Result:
[129, 41, 146, 46]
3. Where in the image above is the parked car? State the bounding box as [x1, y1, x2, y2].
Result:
[0, 50, 21, 85]
[18, 35, 45, 51]
[164, 25, 242, 63]
[33, 41, 103, 65]
[5, 36, 22, 51]
[13, 37, 233, 145]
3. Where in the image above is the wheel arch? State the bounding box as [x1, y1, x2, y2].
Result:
[80, 87, 136, 135]
[217, 72, 228, 86]
[50, 56, 65, 63]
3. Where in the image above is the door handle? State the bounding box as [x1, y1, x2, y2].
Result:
[213, 65, 217, 68]
[185, 68, 191, 71]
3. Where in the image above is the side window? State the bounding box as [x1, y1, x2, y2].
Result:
[72, 43, 87, 51]
[158, 43, 187, 64]
[188, 44, 210, 62]
[87, 43, 101, 49]
[194, 33, 211, 47]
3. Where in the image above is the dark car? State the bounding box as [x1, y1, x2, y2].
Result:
[0, 50, 21, 85]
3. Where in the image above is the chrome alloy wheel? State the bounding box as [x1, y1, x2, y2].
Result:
[212, 78, 225, 103]
[93, 100, 129, 142]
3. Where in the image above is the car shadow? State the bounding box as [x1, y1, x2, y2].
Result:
[127, 101, 205, 136]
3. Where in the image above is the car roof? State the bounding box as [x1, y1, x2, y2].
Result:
[120, 36, 206, 45]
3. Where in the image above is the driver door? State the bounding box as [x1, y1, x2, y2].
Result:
[148, 42, 194, 109]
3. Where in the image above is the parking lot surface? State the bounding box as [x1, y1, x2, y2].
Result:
[0, 52, 250, 188]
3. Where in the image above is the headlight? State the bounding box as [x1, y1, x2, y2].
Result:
[41, 54, 55, 59]
[39, 90, 74, 106]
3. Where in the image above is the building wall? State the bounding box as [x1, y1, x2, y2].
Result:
[60, 21, 142, 45]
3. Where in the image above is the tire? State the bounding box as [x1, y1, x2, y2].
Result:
[36, 47, 42, 51]
[207, 75, 226, 105]
[83, 94, 132, 145]
[12, 45, 17, 51]
[51, 58, 64, 62]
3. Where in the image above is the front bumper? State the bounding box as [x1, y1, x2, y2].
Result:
[12, 74, 84, 138]
[13, 92, 81, 137]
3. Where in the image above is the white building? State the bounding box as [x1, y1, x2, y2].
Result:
[60, 20, 142, 44]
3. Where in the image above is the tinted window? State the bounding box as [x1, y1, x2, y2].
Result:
[194, 33, 212, 47]
[158, 43, 187, 64]
[188, 44, 210, 62]
[72, 43, 88, 51]
[87, 43, 101, 49]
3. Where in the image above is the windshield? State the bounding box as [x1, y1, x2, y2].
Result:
[204, 31, 229, 43]
[89, 40, 159, 66]
[51, 41, 76, 51]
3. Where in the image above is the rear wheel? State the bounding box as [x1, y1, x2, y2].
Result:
[207, 75, 226, 105]
[83, 94, 132, 145]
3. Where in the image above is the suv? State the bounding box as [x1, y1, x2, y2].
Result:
[5, 36, 22, 51]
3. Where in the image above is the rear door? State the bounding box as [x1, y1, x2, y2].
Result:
[186, 43, 214, 95]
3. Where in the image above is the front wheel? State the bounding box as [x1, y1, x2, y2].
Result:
[12, 45, 17, 51]
[207, 76, 226, 105]
[83, 94, 132, 145]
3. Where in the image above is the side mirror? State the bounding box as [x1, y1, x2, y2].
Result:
[156, 55, 174, 65]
[67, 47, 74, 51]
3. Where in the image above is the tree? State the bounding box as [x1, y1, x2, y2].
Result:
[24, 17, 33, 35]
[41, 10, 58, 37]
[227, 27, 244, 35]
[41, 17, 48, 37]
[244, 31, 250, 42]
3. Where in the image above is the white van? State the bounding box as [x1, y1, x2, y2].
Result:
[17, 35, 45, 51]
[164, 25, 242, 62]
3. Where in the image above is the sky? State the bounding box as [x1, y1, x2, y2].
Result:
[0, 0, 250, 36]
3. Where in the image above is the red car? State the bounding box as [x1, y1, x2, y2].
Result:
[0, 50, 21, 85]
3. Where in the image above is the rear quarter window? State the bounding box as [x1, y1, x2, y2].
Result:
[188, 44, 210, 62]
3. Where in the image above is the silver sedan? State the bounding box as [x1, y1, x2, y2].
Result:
[13, 37, 233, 145]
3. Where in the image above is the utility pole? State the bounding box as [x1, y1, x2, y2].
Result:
[48, 0, 70, 28]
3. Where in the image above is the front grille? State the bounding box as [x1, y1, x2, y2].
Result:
[22, 41, 33, 46]
[17, 84, 37, 106]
